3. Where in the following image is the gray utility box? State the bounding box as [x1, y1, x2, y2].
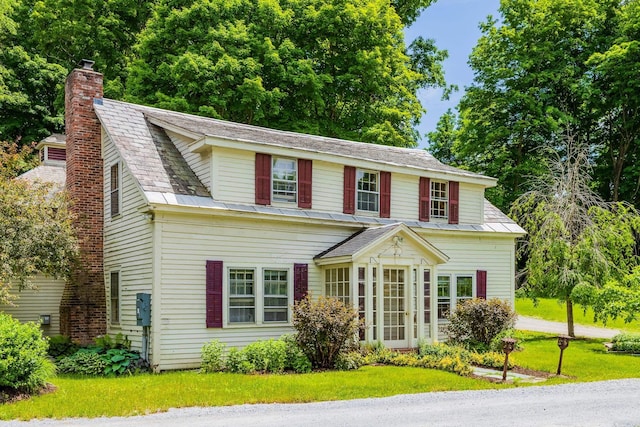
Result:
[136, 293, 151, 326]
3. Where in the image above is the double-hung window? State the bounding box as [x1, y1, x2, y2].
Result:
[110, 271, 120, 324]
[437, 275, 451, 320]
[456, 276, 473, 305]
[437, 274, 474, 321]
[357, 170, 379, 212]
[110, 163, 121, 217]
[272, 157, 297, 203]
[325, 267, 351, 305]
[263, 269, 288, 322]
[229, 269, 256, 323]
[430, 180, 447, 219]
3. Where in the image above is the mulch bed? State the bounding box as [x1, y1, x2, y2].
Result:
[0, 383, 57, 404]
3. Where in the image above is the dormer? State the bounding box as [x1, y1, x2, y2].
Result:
[36, 134, 66, 165]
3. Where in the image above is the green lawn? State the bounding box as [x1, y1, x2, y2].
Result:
[4, 330, 640, 421]
[516, 297, 640, 333]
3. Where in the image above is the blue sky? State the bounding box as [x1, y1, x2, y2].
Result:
[405, 0, 501, 148]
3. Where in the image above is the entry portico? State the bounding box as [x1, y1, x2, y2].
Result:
[315, 223, 449, 348]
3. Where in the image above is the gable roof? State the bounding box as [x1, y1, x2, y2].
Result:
[314, 223, 449, 265]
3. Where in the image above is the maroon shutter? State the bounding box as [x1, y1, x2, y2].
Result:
[476, 270, 487, 300]
[448, 181, 459, 224]
[298, 159, 312, 209]
[380, 171, 391, 218]
[294, 263, 308, 302]
[343, 166, 356, 214]
[255, 153, 271, 205]
[419, 177, 430, 221]
[206, 260, 224, 327]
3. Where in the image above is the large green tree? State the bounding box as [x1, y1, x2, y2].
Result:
[126, 0, 447, 147]
[0, 142, 78, 305]
[428, 0, 627, 211]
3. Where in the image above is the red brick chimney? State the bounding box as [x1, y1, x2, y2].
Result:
[60, 60, 106, 343]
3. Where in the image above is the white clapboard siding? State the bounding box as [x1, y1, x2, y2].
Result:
[0, 275, 65, 336]
[166, 130, 211, 190]
[459, 182, 485, 224]
[103, 133, 154, 354]
[390, 173, 419, 221]
[154, 213, 356, 370]
[211, 146, 255, 203]
[311, 160, 344, 212]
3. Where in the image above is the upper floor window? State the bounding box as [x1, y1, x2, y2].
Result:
[272, 157, 297, 203]
[110, 163, 121, 217]
[430, 180, 448, 219]
[357, 170, 379, 212]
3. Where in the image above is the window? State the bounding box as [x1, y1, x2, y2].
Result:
[110, 163, 120, 217]
[357, 170, 379, 212]
[229, 269, 255, 323]
[437, 275, 450, 320]
[110, 271, 120, 324]
[431, 180, 447, 219]
[325, 267, 350, 305]
[272, 157, 297, 203]
[263, 269, 288, 322]
[456, 276, 473, 305]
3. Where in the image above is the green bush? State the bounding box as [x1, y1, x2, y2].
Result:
[201, 340, 226, 373]
[57, 349, 107, 376]
[243, 339, 287, 373]
[94, 333, 131, 350]
[102, 348, 141, 376]
[0, 313, 54, 392]
[334, 351, 366, 371]
[47, 335, 80, 360]
[445, 298, 517, 350]
[469, 351, 514, 369]
[611, 333, 640, 353]
[225, 348, 254, 374]
[281, 335, 312, 374]
[292, 295, 362, 369]
[489, 329, 524, 353]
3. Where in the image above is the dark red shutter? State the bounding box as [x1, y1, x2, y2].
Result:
[206, 260, 223, 328]
[294, 263, 308, 302]
[255, 153, 271, 205]
[448, 181, 459, 224]
[343, 166, 356, 214]
[298, 159, 312, 209]
[380, 171, 391, 218]
[476, 270, 487, 300]
[419, 177, 430, 221]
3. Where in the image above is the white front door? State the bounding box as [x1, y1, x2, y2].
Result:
[382, 267, 409, 348]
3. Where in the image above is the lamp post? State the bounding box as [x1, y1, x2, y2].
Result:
[501, 338, 517, 381]
[556, 335, 571, 375]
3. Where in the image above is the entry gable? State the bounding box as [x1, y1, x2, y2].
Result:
[314, 223, 449, 266]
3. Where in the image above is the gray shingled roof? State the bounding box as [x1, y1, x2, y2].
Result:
[18, 164, 66, 193]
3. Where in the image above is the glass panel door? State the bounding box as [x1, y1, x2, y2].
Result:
[383, 268, 408, 348]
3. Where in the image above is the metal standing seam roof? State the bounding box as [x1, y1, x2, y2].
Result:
[92, 97, 525, 235]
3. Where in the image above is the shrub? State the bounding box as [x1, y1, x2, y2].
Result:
[101, 348, 141, 376]
[201, 340, 226, 373]
[611, 333, 640, 353]
[0, 313, 54, 392]
[281, 335, 312, 373]
[489, 329, 524, 353]
[57, 349, 107, 376]
[243, 339, 287, 373]
[225, 348, 254, 374]
[94, 333, 131, 350]
[445, 298, 517, 350]
[292, 295, 362, 369]
[469, 351, 514, 369]
[417, 343, 473, 376]
[47, 335, 80, 360]
[334, 351, 366, 371]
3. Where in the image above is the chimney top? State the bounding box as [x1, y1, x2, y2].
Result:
[79, 59, 95, 70]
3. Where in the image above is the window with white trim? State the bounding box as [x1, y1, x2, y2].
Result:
[430, 180, 448, 219]
[437, 275, 451, 320]
[272, 157, 297, 203]
[110, 271, 120, 324]
[437, 274, 474, 321]
[263, 269, 288, 322]
[229, 269, 256, 323]
[356, 170, 379, 212]
[110, 163, 121, 217]
[456, 276, 473, 305]
[325, 267, 350, 305]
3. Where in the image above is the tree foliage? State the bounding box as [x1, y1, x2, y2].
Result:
[0, 142, 78, 305]
[428, 0, 640, 212]
[510, 140, 640, 336]
[126, 0, 447, 147]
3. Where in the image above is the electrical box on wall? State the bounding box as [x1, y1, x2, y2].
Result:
[136, 293, 151, 326]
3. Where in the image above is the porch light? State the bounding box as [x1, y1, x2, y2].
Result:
[39, 314, 51, 326]
[556, 335, 571, 375]
[501, 338, 517, 381]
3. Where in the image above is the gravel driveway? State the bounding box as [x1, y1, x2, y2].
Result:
[2, 379, 640, 427]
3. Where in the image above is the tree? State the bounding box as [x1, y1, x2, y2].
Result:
[126, 0, 447, 147]
[0, 142, 78, 305]
[510, 138, 640, 336]
[429, 0, 621, 211]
